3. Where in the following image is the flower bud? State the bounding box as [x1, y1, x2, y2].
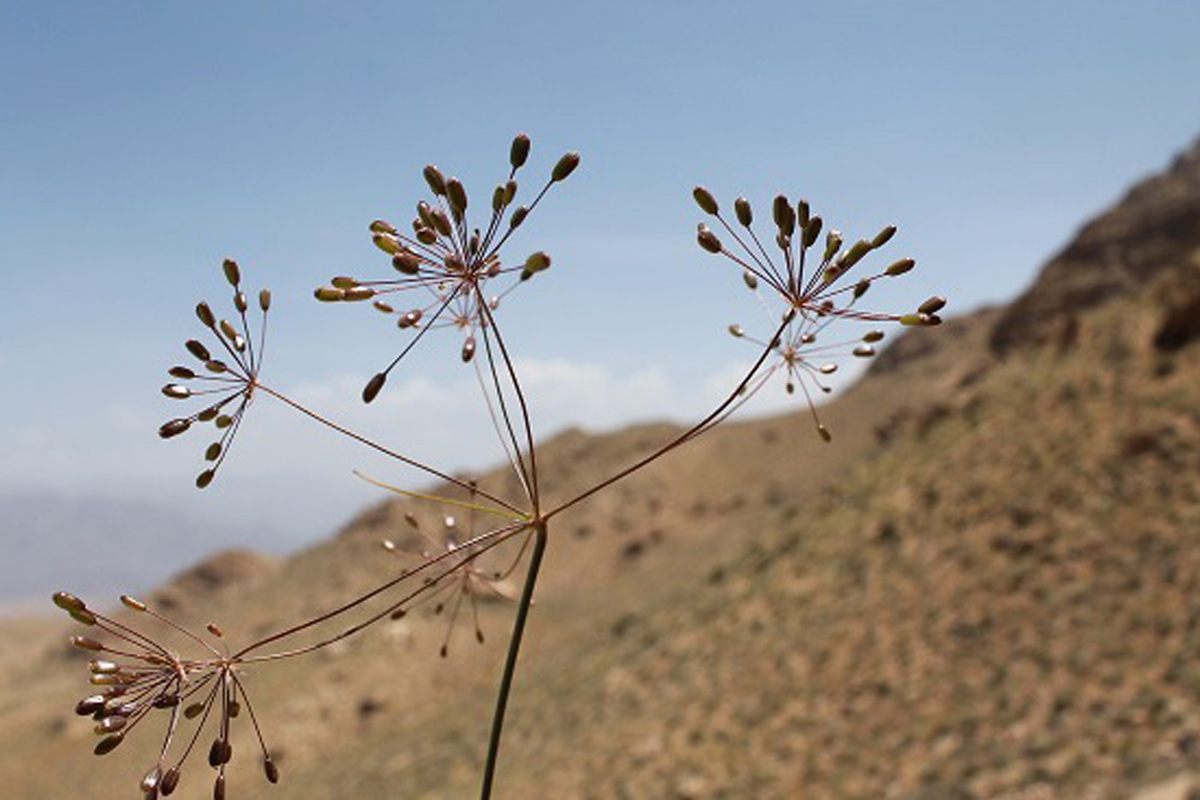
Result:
[314, 286, 344, 302]
[524, 251, 551, 273]
[823, 230, 842, 263]
[853, 345, 876, 357]
[735, 197, 752, 226]
[363, 372, 387, 404]
[162, 384, 191, 399]
[510, 133, 532, 169]
[510, 205, 529, 229]
[373, 234, 403, 255]
[773, 195, 795, 236]
[264, 756, 280, 784]
[392, 252, 421, 274]
[885, 258, 915, 276]
[159, 419, 191, 439]
[430, 208, 452, 237]
[743, 270, 758, 290]
[186, 340, 212, 361]
[423, 165, 447, 195]
[840, 239, 872, 269]
[196, 470, 215, 489]
[802, 216, 822, 248]
[728, 324, 744, 338]
[259, 289, 272, 311]
[872, 224, 897, 248]
[196, 302, 216, 327]
[697, 225, 722, 254]
[447, 178, 468, 218]
[369, 220, 397, 235]
[863, 330, 885, 343]
[222, 259, 240, 287]
[918, 295, 947, 315]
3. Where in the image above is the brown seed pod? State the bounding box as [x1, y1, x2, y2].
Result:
[872, 224, 897, 248]
[886, 258, 915, 276]
[918, 295, 947, 314]
[735, 197, 752, 226]
[196, 302, 216, 327]
[185, 340, 211, 361]
[510, 205, 529, 229]
[162, 384, 191, 399]
[369, 219, 397, 235]
[71, 635, 105, 651]
[461, 337, 477, 363]
[259, 288, 271, 311]
[552, 151, 581, 182]
[362, 372, 387, 404]
[697, 225, 722, 254]
[159, 418, 191, 439]
[168, 366, 196, 379]
[423, 164, 447, 196]
[94, 734, 124, 755]
[195, 470, 215, 489]
[863, 330, 885, 343]
[313, 286, 344, 302]
[524, 251, 551, 273]
[773, 195, 795, 236]
[693, 186, 718, 215]
[447, 178, 468, 218]
[222, 259, 241, 287]
[76, 695, 106, 716]
[510, 133, 531, 169]
[159, 767, 180, 795]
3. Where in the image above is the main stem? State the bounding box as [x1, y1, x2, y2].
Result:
[480, 520, 548, 799]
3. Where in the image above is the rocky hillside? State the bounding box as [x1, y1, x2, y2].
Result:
[1, 138, 1199, 799]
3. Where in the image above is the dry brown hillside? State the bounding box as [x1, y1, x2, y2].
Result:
[2, 138, 1200, 799]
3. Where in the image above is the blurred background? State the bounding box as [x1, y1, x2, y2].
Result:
[3, 2, 1200, 797]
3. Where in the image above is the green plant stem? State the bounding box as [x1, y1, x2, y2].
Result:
[480, 520, 548, 800]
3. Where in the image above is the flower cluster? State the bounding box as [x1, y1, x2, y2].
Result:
[693, 187, 945, 438]
[53, 591, 278, 799]
[158, 259, 271, 488]
[313, 133, 581, 403]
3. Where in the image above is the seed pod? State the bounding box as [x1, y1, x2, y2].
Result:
[186, 340, 212, 361]
[509, 205, 529, 229]
[162, 384, 191, 399]
[697, 225, 722, 254]
[504, 179, 517, 204]
[234, 292, 247, 313]
[444, 253, 466, 273]
[492, 185, 504, 213]
[446, 178, 468, 219]
[510, 133, 531, 169]
[552, 151, 581, 181]
[773, 195, 795, 236]
[76, 695, 106, 716]
[424, 165, 447, 195]
[215, 415, 233, 429]
[742, 270, 758, 290]
[728, 324, 744, 338]
[398, 309, 423, 329]
[222, 259, 240, 287]
[331, 276, 358, 289]
[735, 197, 752, 226]
[206, 622, 223, 638]
[343, 287, 376, 302]
[228, 701, 240, 718]
[415, 227, 437, 245]
[72, 635, 104, 651]
[159, 767, 180, 795]
[392, 252, 422, 274]
[853, 279, 871, 299]
[802, 216, 822, 248]
[899, 313, 929, 326]
[71, 608, 98, 625]
[259, 289, 271, 311]
[373, 300, 394, 314]
[264, 756, 280, 784]
[369, 220, 397, 235]
[184, 703, 206, 719]
[168, 366, 195, 379]
[693, 186, 718, 215]
[524, 251, 551, 273]
[153, 695, 180, 709]
[205, 360, 228, 374]
[362, 372, 387, 404]
[797, 200, 810, 230]
[141, 768, 162, 793]
[94, 735, 124, 756]
[841, 239, 872, 269]
[820, 363, 838, 374]
[885, 258, 915, 276]
[918, 295, 947, 315]
[89, 659, 119, 674]
[461, 336, 476, 363]
[196, 302, 216, 327]
[817, 425, 832, 443]
[95, 715, 127, 734]
[159, 418, 191, 439]
[205, 443, 222, 461]
[196, 470, 215, 489]
[823, 230, 843, 263]
[373, 233, 402, 254]
[853, 345, 876, 358]
[863, 330, 885, 343]
[214, 773, 226, 800]
[872, 224, 897, 248]
[314, 286, 344, 302]
[430, 208, 452, 237]
[208, 739, 232, 767]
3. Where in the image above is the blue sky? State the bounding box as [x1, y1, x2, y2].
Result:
[2, 1, 1199, 594]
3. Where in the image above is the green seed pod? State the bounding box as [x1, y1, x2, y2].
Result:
[841, 239, 872, 268]
[264, 756, 280, 784]
[53, 591, 86, 613]
[430, 208, 452, 237]
[373, 234, 403, 255]
[222, 259, 241, 287]
[510, 133, 531, 169]
[853, 345, 876, 357]
[186, 340, 211, 361]
[424, 164, 447, 196]
[735, 197, 752, 226]
[728, 324, 744, 338]
[743, 270, 758, 290]
[369, 220, 397, 235]
[492, 185, 505, 213]
[693, 186, 718, 215]
[205, 443, 222, 461]
[773, 195, 795, 235]
[392, 252, 421, 274]
[197, 407, 218, 422]
[863, 330, 885, 343]
[259, 288, 271, 311]
[447, 178, 468, 218]
[162, 384, 191, 399]
[343, 287, 376, 302]
[886, 258, 915, 276]
[314, 286, 345, 302]
[94, 735, 124, 756]
[524, 251, 551, 273]
[215, 415, 233, 429]
[823, 230, 843, 263]
[169, 366, 195, 379]
[899, 313, 927, 326]
[510, 205, 529, 228]
[802, 216, 822, 248]
[159, 418, 191, 439]
[196, 470, 215, 489]
[918, 295, 947, 315]
[331, 276, 358, 289]
[872, 224, 897, 248]
[363, 372, 387, 404]
[552, 151, 581, 181]
[697, 225, 722, 254]
[461, 336, 476, 363]
[196, 302, 216, 327]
